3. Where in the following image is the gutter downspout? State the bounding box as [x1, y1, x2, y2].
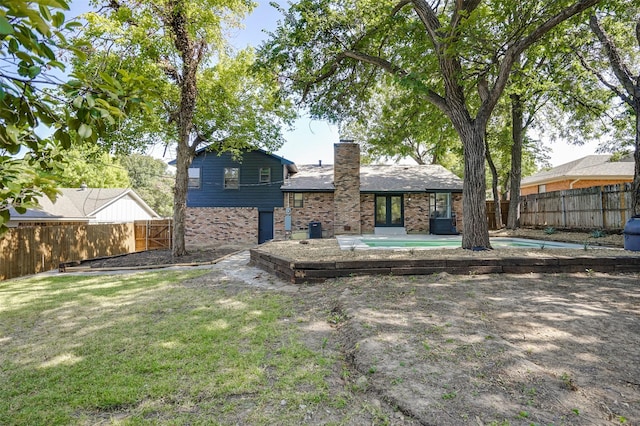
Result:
[569, 179, 580, 189]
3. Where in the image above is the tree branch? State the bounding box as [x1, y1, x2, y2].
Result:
[478, 0, 601, 125]
[589, 14, 638, 101]
[411, 0, 442, 48]
[342, 50, 450, 111]
[573, 45, 632, 105]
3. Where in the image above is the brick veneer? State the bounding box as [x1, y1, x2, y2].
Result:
[452, 193, 463, 231]
[360, 194, 375, 233]
[404, 193, 431, 233]
[278, 192, 335, 238]
[185, 207, 258, 246]
[333, 142, 361, 234]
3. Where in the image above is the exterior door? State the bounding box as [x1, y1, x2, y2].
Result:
[375, 195, 404, 227]
[258, 211, 274, 244]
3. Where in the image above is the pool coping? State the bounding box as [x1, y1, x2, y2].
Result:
[336, 235, 589, 250]
[250, 248, 640, 284]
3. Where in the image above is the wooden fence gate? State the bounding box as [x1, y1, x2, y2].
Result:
[134, 219, 173, 251]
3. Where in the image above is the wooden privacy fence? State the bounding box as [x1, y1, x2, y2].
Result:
[1, 220, 173, 281]
[519, 183, 634, 230]
[486, 200, 510, 230]
[134, 219, 172, 251]
[0, 223, 135, 281]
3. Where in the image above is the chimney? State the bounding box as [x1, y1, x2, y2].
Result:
[333, 139, 361, 234]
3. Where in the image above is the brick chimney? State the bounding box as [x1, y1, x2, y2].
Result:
[333, 140, 361, 234]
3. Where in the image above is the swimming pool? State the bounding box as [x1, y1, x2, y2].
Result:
[337, 235, 588, 250]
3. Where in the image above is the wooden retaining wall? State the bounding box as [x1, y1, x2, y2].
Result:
[250, 249, 640, 284]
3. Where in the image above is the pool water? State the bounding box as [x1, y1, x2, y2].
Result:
[348, 237, 587, 250]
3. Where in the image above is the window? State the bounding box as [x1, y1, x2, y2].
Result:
[429, 193, 451, 218]
[188, 168, 201, 189]
[224, 167, 239, 189]
[538, 184, 546, 193]
[293, 193, 303, 207]
[259, 167, 271, 183]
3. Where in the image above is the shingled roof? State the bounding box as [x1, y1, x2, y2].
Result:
[281, 164, 463, 192]
[9, 188, 158, 222]
[521, 155, 634, 186]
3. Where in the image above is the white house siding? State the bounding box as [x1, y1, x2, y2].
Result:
[91, 195, 156, 223]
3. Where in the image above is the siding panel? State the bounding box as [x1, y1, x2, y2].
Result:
[187, 150, 286, 210]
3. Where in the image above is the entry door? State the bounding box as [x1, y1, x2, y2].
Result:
[258, 211, 274, 244]
[375, 195, 404, 227]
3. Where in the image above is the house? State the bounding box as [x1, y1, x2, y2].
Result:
[521, 155, 634, 196]
[181, 147, 297, 245]
[180, 141, 464, 246]
[7, 187, 160, 227]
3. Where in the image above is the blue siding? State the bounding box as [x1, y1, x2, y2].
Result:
[186, 150, 286, 210]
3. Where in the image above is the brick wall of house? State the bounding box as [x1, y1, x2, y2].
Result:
[360, 194, 375, 233]
[333, 141, 361, 234]
[274, 207, 286, 239]
[277, 192, 335, 238]
[185, 207, 258, 246]
[404, 193, 431, 233]
[453, 193, 463, 231]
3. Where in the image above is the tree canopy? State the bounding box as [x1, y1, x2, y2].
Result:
[260, 0, 600, 249]
[77, 0, 296, 254]
[0, 0, 146, 232]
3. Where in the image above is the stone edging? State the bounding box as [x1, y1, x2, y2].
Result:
[250, 249, 640, 284]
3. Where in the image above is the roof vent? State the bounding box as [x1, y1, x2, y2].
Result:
[318, 160, 322, 167]
[80, 183, 88, 191]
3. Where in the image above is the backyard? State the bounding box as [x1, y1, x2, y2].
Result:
[1, 239, 639, 425]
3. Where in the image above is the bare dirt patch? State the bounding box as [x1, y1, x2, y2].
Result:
[181, 263, 640, 425]
[307, 272, 640, 425]
[83, 246, 243, 268]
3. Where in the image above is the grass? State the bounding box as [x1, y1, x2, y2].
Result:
[0, 270, 336, 425]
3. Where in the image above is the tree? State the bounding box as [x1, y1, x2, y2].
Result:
[341, 85, 462, 167]
[585, 9, 640, 215]
[260, 0, 600, 249]
[0, 0, 146, 233]
[77, 1, 295, 255]
[120, 154, 174, 217]
[34, 143, 129, 188]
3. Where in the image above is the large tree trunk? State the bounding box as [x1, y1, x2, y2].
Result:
[173, 142, 193, 256]
[458, 122, 491, 249]
[168, 0, 201, 256]
[485, 137, 503, 229]
[507, 93, 524, 229]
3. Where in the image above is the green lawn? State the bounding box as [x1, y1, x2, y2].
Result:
[0, 270, 336, 425]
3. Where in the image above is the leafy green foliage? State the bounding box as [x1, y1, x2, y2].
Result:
[119, 154, 174, 217]
[74, 0, 297, 254]
[0, 1, 149, 232]
[43, 143, 131, 188]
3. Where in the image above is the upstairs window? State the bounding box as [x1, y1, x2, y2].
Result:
[293, 193, 304, 207]
[224, 167, 239, 189]
[259, 167, 271, 183]
[538, 184, 546, 193]
[188, 168, 201, 189]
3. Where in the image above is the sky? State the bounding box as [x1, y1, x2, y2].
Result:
[67, 0, 601, 168]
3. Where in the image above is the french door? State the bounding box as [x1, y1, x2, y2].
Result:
[375, 195, 404, 227]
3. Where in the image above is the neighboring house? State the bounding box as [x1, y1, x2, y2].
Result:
[7, 187, 160, 227]
[521, 155, 634, 196]
[179, 141, 464, 246]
